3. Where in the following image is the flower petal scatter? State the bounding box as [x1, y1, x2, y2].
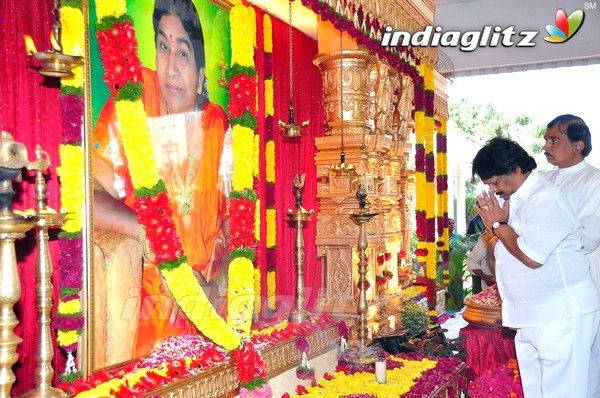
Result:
[468, 359, 523, 398]
[67, 315, 338, 396]
[288, 353, 464, 397]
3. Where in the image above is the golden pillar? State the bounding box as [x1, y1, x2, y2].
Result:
[313, 49, 377, 318]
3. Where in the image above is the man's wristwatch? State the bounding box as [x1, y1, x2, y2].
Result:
[492, 221, 508, 235]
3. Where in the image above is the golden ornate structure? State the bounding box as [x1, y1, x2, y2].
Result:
[312, 47, 415, 322]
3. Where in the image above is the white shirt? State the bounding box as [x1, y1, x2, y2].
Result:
[467, 236, 494, 289]
[494, 170, 600, 328]
[545, 160, 600, 289]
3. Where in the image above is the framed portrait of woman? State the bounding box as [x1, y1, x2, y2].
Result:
[87, 0, 233, 371]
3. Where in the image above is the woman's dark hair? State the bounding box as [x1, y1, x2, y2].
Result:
[153, 0, 205, 70]
[472, 137, 537, 180]
[547, 114, 592, 157]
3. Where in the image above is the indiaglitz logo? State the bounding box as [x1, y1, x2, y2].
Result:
[544, 8, 585, 43]
[379, 8, 586, 51]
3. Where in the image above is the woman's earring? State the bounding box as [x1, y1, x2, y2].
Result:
[197, 68, 206, 96]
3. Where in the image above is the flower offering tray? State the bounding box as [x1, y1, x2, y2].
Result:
[463, 285, 502, 329]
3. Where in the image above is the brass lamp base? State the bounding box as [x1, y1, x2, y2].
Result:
[30, 52, 82, 78]
[0, 214, 36, 398]
[19, 387, 67, 398]
[288, 308, 311, 324]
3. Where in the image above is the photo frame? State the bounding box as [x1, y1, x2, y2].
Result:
[84, 0, 233, 373]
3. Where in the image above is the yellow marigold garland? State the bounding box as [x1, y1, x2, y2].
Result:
[232, 125, 255, 191]
[56, 1, 86, 380]
[254, 266, 262, 315]
[436, 117, 449, 286]
[227, 257, 256, 335]
[57, 145, 84, 233]
[265, 79, 274, 116]
[290, 357, 437, 397]
[230, 6, 254, 67]
[253, 133, 260, 179]
[265, 140, 275, 183]
[263, 14, 276, 311]
[266, 207, 276, 248]
[267, 270, 276, 310]
[228, 1, 259, 336]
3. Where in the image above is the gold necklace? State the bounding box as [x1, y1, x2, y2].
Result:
[171, 150, 196, 228]
[160, 105, 201, 228]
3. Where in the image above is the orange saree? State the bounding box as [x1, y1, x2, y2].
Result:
[93, 67, 228, 356]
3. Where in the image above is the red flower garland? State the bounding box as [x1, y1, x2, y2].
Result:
[134, 193, 184, 263]
[228, 74, 258, 119]
[228, 197, 257, 251]
[96, 22, 142, 97]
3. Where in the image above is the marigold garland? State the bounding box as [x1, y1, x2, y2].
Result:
[266, 207, 276, 248]
[267, 270, 277, 310]
[422, 63, 437, 289]
[230, 6, 255, 67]
[228, 257, 256, 334]
[55, 0, 85, 381]
[224, 1, 259, 334]
[435, 118, 449, 286]
[262, 13, 277, 312]
[290, 357, 438, 397]
[232, 125, 256, 191]
[228, 4, 269, 393]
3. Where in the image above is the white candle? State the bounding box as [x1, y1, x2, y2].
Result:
[388, 315, 396, 330]
[375, 360, 387, 384]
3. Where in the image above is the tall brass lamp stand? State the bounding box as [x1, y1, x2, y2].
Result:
[0, 132, 36, 398]
[349, 184, 377, 354]
[286, 174, 314, 323]
[20, 146, 67, 398]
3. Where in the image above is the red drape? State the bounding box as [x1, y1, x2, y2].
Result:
[459, 325, 517, 377]
[271, 17, 325, 313]
[0, 0, 64, 394]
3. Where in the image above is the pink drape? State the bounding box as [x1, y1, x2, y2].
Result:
[271, 18, 324, 312]
[0, 0, 64, 394]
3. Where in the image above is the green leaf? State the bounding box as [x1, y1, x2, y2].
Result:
[229, 247, 256, 262]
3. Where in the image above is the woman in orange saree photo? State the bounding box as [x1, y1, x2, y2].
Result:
[92, 0, 231, 362]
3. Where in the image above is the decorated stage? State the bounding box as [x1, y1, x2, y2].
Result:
[64, 313, 467, 398]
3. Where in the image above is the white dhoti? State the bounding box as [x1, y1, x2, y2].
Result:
[515, 309, 600, 398]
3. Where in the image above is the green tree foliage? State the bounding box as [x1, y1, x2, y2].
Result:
[449, 98, 545, 152]
[401, 302, 430, 338]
